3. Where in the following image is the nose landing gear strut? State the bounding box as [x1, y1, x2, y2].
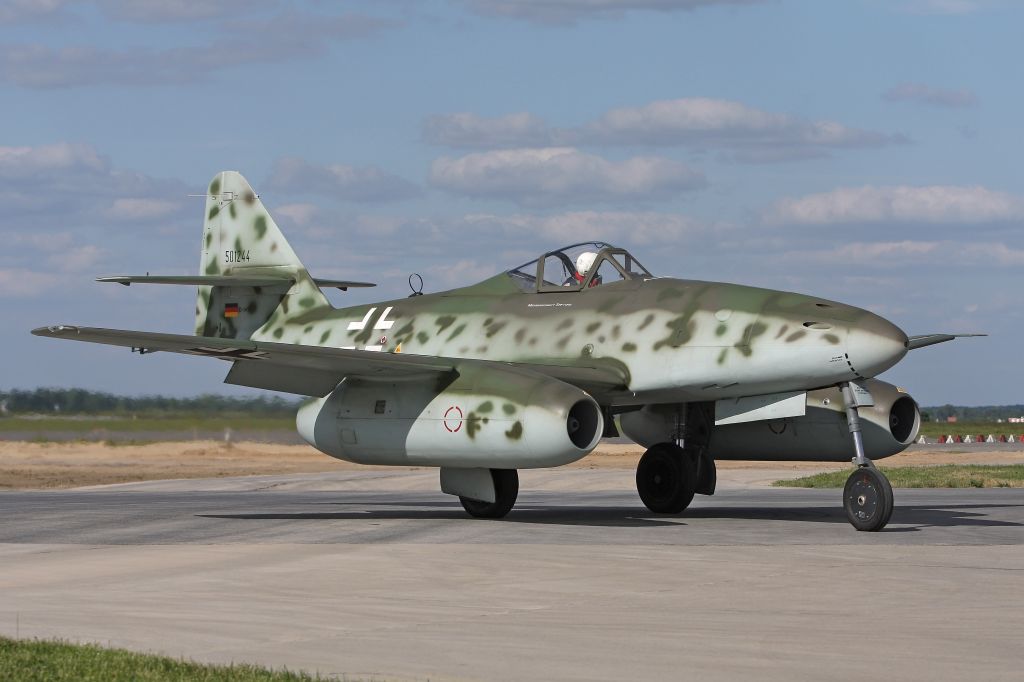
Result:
[840, 382, 894, 531]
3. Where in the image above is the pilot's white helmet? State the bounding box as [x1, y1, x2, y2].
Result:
[576, 251, 598, 275]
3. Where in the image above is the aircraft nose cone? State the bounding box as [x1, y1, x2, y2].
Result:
[846, 313, 908, 377]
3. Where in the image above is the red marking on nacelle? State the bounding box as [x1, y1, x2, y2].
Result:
[443, 405, 464, 433]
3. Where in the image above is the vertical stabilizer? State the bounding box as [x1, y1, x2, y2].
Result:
[195, 171, 329, 338]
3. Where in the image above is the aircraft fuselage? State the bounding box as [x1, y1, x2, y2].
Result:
[230, 274, 908, 404]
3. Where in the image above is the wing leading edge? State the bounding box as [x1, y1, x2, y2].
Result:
[31, 325, 627, 397]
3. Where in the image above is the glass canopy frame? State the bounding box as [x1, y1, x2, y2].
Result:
[507, 242, 653, 293]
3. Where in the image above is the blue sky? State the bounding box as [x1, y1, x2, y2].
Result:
[2, 0, 1020, 406]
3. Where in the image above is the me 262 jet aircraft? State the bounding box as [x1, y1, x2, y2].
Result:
[34, 171, 982, 531]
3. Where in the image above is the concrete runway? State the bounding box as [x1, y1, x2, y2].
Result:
[1, 470, 1022, 681]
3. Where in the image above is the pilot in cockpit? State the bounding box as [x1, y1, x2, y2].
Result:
[565, 251, 601, 288]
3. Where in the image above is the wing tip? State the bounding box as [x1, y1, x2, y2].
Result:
[31, 324, 80, 337]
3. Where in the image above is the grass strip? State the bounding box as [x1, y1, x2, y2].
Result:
[773, 464, 1024, 489]
[0, 637, 325, 682]
[918, 421, 1024, 439]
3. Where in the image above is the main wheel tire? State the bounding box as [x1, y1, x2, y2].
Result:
[636, 443, 698, 514]
[459, 469, 519, 519]
[843, 467, 894, 531]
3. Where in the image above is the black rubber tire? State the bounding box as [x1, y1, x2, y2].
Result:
[636, 443, 698, 514]
[843, 467, 894, 531]
[459, 469, 519, 519]
[877, 468, 895, 527]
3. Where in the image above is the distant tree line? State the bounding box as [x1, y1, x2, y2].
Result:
[920, 404, 1024, 422]
[0, 388, 300, 416]
[2, 388, 1020, 421]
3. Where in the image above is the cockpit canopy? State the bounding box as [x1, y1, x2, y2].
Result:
[507, 242, 653, 293]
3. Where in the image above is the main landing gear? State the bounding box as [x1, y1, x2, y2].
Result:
[840, 382, 894, 531]
[637, 443, 697, 513]
[459, 468, 519, 519]
[636, 404, 716, 515]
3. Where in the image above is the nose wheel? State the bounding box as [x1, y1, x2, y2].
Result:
[843, 465, 894, 531]
[840, 382, 895, 531]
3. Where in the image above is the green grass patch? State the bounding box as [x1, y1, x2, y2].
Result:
[0, 416, 295, 434]
[0, 637, 325, 681]
[774, 465, 1024, 489]
[917, 421, 1021, 439]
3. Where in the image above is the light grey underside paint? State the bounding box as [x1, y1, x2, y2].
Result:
[714, 391, 806, 426]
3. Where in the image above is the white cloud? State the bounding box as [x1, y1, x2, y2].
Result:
[0, 12, 398, 88]
[766, 185, 1024, 225]
[265, 157, 420, 203]
[780, 240, 1024, 269]
[105, 198, 182, 221]
[898, 0, 997, 14]
[464, 0, 764, 25]
[883, 82, 978, 108]
[0, 268, 61, 297]
[0, 0, 70, 24]
[791, 241, 940, 264]
[422, 112, 557, 148]
[2, 231, 75, 252]
[49, 244, 102, 272]
[975, 242, 1024, 266]
[0, 142, 107, 177]
[0, 142, 192, 234]
[580, 98, 904, 159]
[95, 0, 276, 23]
[429, 147, 706, 206]
[272, 203, 320, 227]
[0, 1, 280, 25]
[463, 210, 718, 244]
[423, 258, 499, 288]
[268, 204, 423, 242]
[424, 98, 904, 161]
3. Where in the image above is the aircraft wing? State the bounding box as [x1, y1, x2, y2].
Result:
[907, 333, 986, 351]
[31, 325, 627, 397]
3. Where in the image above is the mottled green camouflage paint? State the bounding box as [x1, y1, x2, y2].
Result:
[197, 172, 909, 408]
[195, 171, 329, 338]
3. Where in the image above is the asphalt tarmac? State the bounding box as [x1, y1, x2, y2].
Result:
[1, 472, 1022, 681]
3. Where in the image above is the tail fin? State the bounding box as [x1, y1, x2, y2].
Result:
[195, 171, 329, 338]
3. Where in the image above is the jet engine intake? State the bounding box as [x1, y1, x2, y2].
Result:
[297, 363, 603, 469]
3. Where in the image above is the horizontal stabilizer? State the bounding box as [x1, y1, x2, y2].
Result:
[97, 275, 376, 291]
[907, 333, 986, 351]
[98, 275, 293, 287]
[310, 279, 376, 291]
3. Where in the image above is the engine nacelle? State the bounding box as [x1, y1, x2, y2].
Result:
[297, 364, 603, 469]
[620, 379, 920, 462]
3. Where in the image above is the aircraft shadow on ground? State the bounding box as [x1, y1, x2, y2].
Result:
[198, 504, 683, 528]
[196, 501, 1024, 530]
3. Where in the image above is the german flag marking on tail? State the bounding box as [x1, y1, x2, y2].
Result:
[224, 303, 240, 318]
